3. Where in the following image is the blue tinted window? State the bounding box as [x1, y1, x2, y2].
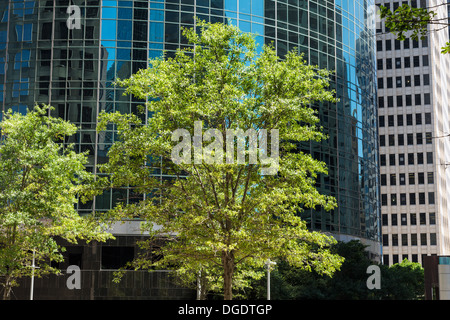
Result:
[101, 20, 117, 40]
[225, 0, 237, 11]
[15, 24, 32, 42]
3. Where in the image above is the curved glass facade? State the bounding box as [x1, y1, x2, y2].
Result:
[0, 0, 380, 256]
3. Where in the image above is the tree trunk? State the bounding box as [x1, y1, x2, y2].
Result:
[2, 277, 12, 300]
[197, 268, 209, 300]
[222, 251, 234, 300]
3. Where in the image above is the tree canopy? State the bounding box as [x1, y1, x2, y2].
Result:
[99, 20, 344, 300]
[0, 105, 113, 300]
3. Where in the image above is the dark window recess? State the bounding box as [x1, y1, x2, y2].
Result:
[68, 253, 82, 267]
[101, 246, 134, 269]
[41, 22, 52, 40]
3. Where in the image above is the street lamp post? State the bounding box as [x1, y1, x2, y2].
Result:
[266, 259, 276, 300]
[30, 249, 35, 300]
[30, 249, 39, 300]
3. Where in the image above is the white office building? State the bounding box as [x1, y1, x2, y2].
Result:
[376, 0, 450, 265]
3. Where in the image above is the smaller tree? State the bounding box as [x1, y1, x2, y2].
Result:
[0, 105, 112, 300]
[378, 259, 424, 300]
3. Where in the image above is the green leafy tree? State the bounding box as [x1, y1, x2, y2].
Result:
[379, 3, 450, 53]
[0, 105, 113, 300]
[378, 259, 424, 300]
[246, 241, 425, 300]
[99, 21, 344, 300]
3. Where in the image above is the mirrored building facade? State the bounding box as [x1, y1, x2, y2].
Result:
[0, 0, 380, 299]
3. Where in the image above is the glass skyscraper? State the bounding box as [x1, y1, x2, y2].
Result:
[0, 0, 380, 299]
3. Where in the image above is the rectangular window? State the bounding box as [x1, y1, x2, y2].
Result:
[402, 234, 408, 246]
[417, 153, 424, 164]
[392, 234, 398, 246]
[392, 214, 398, 225]
[389, 134, 395, 146]
[404, 56, 410, 67]
[377, 59, 383, 70]
[386, 58, 392, 69]
[379, 135, 385, 147]
[401, 213, 407, 225]
[390, 154, 396, 166]
[411, 233, 417, 246]
[415, 94, 421, 105]
[408, 173, 415, 185]
[414, 75, 420, 86]
[377, 40, 383, 51]
[383, 234, 389, 246]
[381, 194, 387, 206]
[407, 133, 414, 145]
[405, 76, 411, 87]
[382, 214, 388, 226]
[381, 174, 387, 186]
[399, 154, 405, 165]
[391, 194, 397, 206]
[428, 172, 434, 184]
[403, 38, 410, 49]
[386, 39, 392, 50]
[410, 193, 416, 205]
[426, 132, 432, 144]
[411, 213, 417, 225]
[429, 213, 436, 225]
[416, 132, 423, 145]
[388, 115, 394, 127]
[397, 95, 403, 107]
[390, 174, 397, 186]
[406, 114, 413, 125]
[378, 78, 384, 89]
[418, 172, 424, 184]
[427, 152, 433, 164]
[398, 134, 404, 145]
[406, 95, 412, 106]
[387, 77, 393, 88]
[419, 192, 425, 205]
[429, 192, 435, 204]
[420, 212, 426, 225]
[388, 96, 394, 108]
[380, 154, 386, 166]
[430, 233, 437, 246]
[101, 246, 135, 270]
[420, 233, 427, 246]
[400, 193, 407, 205]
